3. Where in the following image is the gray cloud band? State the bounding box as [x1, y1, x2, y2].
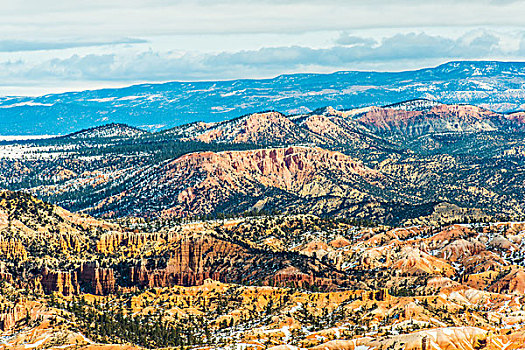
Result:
[0, 38, 148, 53]
[0, 30, 519, 85]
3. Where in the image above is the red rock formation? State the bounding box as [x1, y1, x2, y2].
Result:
[439, 239, 485, 261]
[130, 262, 223, 288]
[79, 262, 116, 295]
[268, 267, 341, 290]
[90, 146, 386, 218]
[40, 268, 79, 296]
[41, 262, 116, 295]
[361, 288, 390, 302]
[489, 268, 525, 295]
[0, 304, 28, 331]
[128, 234, 346, 291]
[355, 104, 505, 136]
[269, 267, 316, 288]
[130, 235, 249, 288]
[462, 251, 505, 274]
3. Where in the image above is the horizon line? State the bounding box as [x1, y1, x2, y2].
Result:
[1, 59, 522, 98]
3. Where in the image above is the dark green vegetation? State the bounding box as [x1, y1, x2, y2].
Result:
[51, 295, 209, 348]
[0, 133, 259, 213]
[1, 98, 525, 225]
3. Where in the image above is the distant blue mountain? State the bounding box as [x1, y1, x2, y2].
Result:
[1, 60, 525, 135]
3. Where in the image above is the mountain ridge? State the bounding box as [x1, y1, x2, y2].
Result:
[1, 99, 524, 224]
[2, 60, 525, 135]
[44, 98, 522, 146]
[60, 122, 149, 140]
[151, 100, 525, 144]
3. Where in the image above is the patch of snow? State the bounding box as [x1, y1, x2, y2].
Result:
[0, 101, 53, 108]
[355, 346, 370, 350]
[86, 97, 116, 102]
[118, 95, 142, 101]
[0, 135, 56, 141]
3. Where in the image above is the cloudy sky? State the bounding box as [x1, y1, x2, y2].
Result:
[1, 0, 525, 95]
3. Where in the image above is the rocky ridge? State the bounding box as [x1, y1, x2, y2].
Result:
[62, 123, 148, 139]
[3, 60, 525, 135]
[2, 100, 525, 223]
[89, 146, 390, 218]
[165, 100, 525, 144]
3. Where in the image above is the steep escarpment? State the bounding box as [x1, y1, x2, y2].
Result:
[39, 262, 117, 295]
[0, 192, 352, 296]
[125, 233, 347, 290]
[353, 103, 511, 137]
[89, 146, 393, 218]
[33, 231, 351, 295]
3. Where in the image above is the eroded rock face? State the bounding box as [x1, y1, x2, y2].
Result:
[129, 235, 246, 288]
[0, 303, 29, 331]
[93, 146, 385, 218]
[361, 288, 390, 302]
[439, 238, 485, 262]
[308, 327, 488, 350]
[0, 238, 27, 260]
[194, 112, 321, 145]
[5, 192, 525, 348]
[355, 104, 507, 137]
[489, 268, 525, 295]
[41, 262, 116, 295]
[41, 268, 79, 296]
[96, 231, 158, 256]
[127, 234, 346, 291]
[79, 262, 116, 295]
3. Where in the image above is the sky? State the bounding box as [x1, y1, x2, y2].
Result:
[1, 0, 524, 96]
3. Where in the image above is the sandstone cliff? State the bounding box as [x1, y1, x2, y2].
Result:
[91, 146, 390, 218]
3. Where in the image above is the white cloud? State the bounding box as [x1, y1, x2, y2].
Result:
[0, 38, 147, 52]
[336, 33, 377, 47]
[0, 1, 524, 94]
[0, 30, 522, 87]
[1, 1, 525, 39]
